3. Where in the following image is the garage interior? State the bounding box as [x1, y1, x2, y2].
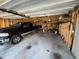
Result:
[0, 0, 79, 59]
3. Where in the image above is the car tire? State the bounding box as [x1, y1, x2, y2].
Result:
[11, 34, 23, 45]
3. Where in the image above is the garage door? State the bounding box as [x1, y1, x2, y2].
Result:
[72, 14, 79, 59]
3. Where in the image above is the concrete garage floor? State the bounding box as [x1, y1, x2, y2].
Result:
[0, 31, 75, 59]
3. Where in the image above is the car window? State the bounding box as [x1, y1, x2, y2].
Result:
[11, 23, 21, 27]
[23, 23, 33, 28]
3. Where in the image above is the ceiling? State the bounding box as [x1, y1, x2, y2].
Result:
[0, 0, 79, 18]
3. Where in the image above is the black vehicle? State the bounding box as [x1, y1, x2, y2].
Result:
[0, 22, 38, 45]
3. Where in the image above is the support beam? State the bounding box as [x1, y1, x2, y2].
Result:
[0, 8, 30, 18]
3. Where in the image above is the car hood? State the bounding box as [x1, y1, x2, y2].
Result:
[0, 26, 19, 33]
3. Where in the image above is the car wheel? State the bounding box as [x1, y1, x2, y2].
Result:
[11, 34, 23, 44]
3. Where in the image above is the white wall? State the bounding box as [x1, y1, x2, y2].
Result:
[72, 14, 79, 59]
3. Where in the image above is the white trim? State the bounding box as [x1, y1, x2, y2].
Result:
[21, 30, 34, 37]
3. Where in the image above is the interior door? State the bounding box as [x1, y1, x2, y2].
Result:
[72, 14, 79, 59]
